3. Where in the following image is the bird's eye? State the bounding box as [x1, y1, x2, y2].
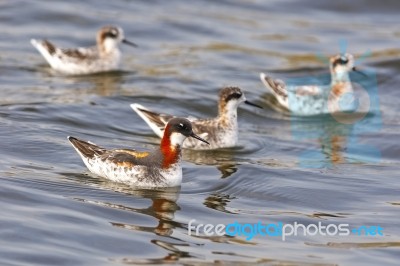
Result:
[231, 92, 242, 98]
[108, 29, 118, 38]
[178, 123, 185, 129]
[225, 91, 243, 102]
[340, 57, 348, 64]
[333, 56, 349, 68]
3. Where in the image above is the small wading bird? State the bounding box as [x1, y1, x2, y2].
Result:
[131, 87, 262, 150]
[260, 53, 367, 116]
[68, 118, 209, 188]
[31, 25, 137, 75]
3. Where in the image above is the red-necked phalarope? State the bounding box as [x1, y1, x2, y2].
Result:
[260, 53, 366, 116]
[31, 25, 137, 75]
[68, 118, 209, 188]
[131, 87, 262, 150]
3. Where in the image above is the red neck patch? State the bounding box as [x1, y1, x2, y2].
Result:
[160, 125, 181, 169]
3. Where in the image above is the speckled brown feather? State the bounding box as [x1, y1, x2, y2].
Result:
[218, 86, 242, 113]
[262, 75, 287, 98]
[138, 108, 173, 129]
[61, 48, 89, 59]
[68, 136, 106, 159]
[42, 40, 56, 55]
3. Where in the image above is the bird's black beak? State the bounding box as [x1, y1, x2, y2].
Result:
[245, 100, 263, 109]
[122, 39, 138, 47]
[352, 66, 367, 77]
[190, 132, 210, 145]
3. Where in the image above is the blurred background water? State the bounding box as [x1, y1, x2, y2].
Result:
[0, 0, 399, 265]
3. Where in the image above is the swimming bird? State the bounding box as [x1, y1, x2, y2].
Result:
[260, 53, 366, 116]
[130, 87, 262, 150]
[31, 25, 137, 75]
[68, 118, 209, 188]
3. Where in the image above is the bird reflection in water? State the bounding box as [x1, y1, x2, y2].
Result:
[67, 71, 129, 97]
[204, 192, 236, 214]
[109, 187, 181, 236]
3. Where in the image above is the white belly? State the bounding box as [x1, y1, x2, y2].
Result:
[82, 157, 182, 188]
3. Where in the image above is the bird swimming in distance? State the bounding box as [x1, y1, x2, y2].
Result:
[31, 25, 137, 75]
[260, 53, 367, 116]
[131, 86, 262, 150]
[68, 118, 209, 188]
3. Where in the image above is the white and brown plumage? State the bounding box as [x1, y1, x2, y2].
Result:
[260, 53, 366, 116]
[31, 25, 137, 75]
[131, 87, 262, 150]
[68, 118, 209, 188]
